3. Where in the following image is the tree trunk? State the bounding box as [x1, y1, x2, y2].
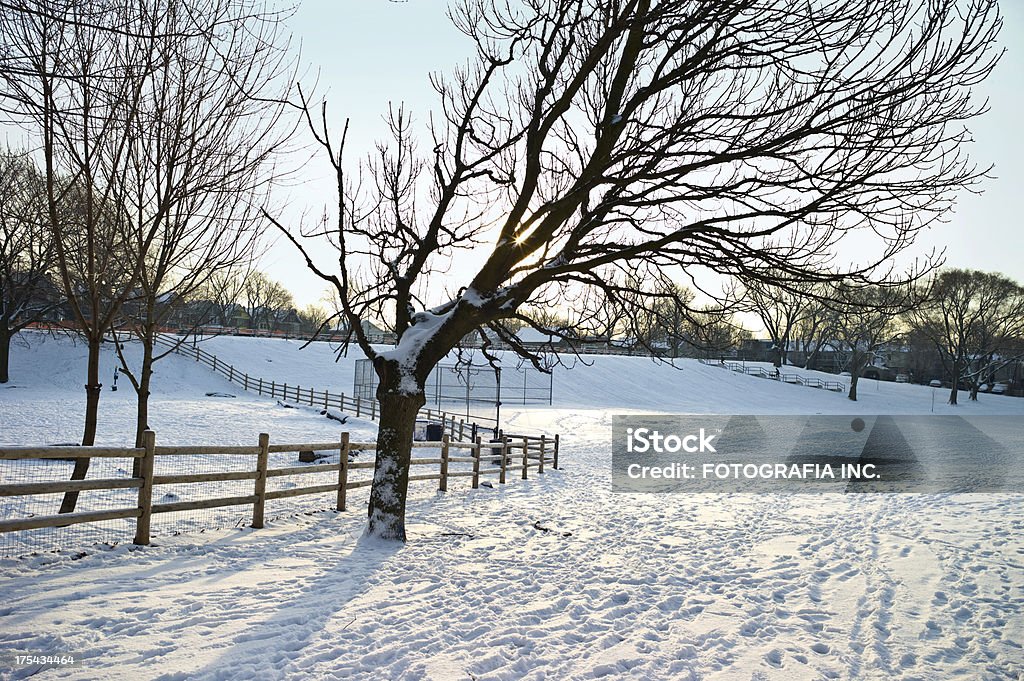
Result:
[59, 335, 102, 513]
[366, 359, 426, 542]
[132, 342, 154, 475]
[848, 373, 859, 401]
[948, 359, 960, 405]
[0, 325, 10, 384]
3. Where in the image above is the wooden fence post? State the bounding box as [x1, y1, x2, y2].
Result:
[243, 373, 248, 391]
[323, 390, 329, 409]
[553, 434, 560, 469]
[228, 365, 234, 382]
[521, 437, 529, 480]
[258, 377, 263, 395]
[271, 380, 276, 397]
[539, 435, 546, 474]
[499, 435, 508, 484]
[355, 395, 362, 417]
[439, 434, 449, 492]
[459, 419, 465, 442]
[337, 432, 350, 511]
[133, 429, 156, 545]
[252, 433, 270, 529]
[471, 435, 481, 489]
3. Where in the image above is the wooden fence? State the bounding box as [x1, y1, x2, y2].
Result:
[700, 358, 846, 392]
[154, 334, 501, 438]
[0, 430, 560, 549]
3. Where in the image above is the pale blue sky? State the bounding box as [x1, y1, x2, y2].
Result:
[267, 1, 1023, 308]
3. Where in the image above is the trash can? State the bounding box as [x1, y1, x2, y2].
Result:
[425, 422, 444, 441]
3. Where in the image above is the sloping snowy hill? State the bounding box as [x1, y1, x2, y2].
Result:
[4, 330, 1023, 447]
[176, 333, 1024, 417]
[0, 332, 378, 447]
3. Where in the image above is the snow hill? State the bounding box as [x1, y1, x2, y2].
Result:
[1, 331, 1023, 680]
[5, 331, 1024, 447]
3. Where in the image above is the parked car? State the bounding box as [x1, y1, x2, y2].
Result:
[992, 382, 1009, 395]
[929, 379, 942, 387]
[895, 374, 909, 383]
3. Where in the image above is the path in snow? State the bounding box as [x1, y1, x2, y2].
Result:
[1, 409, 1022, 680]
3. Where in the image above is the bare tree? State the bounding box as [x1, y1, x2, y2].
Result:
[738, 277, 811, 367]
[297, 303, 330, 335]
[0, 0, 291, 511]
[0, 148, 55, 383]
[206, 269, 250, 328]
[0, 0, 172, 502]
[274, 0, 1000, 540]
[106, 0, 292, 452]
[242, 270, 294, 331]
[636, 281, 696, 358]
[912, 269, 1024, 404]
[833, 285, 909, 401]
[687, 308, 748, 359]
[794, 290, 841, 371]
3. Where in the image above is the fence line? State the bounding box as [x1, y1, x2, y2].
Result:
[699, 358, 846, 392]
[153, 334, 514, 442]
[0, 429, 559, 554]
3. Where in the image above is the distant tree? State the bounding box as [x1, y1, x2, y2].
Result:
[0, 148, 54, 383]
[911, 269, 1024, 404]
[833, 285, 910, 401]
[638, 282, 696, 358]
[794, 292, 841, 371]
[274, 0, 999, 540]
[738, 277, 810, 367]
[297, 303, 330, 335]
[207, 270, 250, 327]
[243, 271, 294, 331]
[687, 308, 747, 359]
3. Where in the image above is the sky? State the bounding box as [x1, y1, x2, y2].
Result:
[5, 1, 1016, 312]
[268, 1, 1024, 311]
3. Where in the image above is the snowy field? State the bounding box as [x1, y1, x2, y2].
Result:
[1, 332, 1023, 680]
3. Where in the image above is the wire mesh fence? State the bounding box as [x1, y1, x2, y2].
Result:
[149, 453, 256, 537]
[0, 455, 139, 558]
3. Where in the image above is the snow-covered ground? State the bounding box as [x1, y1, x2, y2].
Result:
[1, 331, 1023, 680]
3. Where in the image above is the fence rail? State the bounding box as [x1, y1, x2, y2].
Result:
[700, 358, 846, 392]
[0, 429, 560, 554]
